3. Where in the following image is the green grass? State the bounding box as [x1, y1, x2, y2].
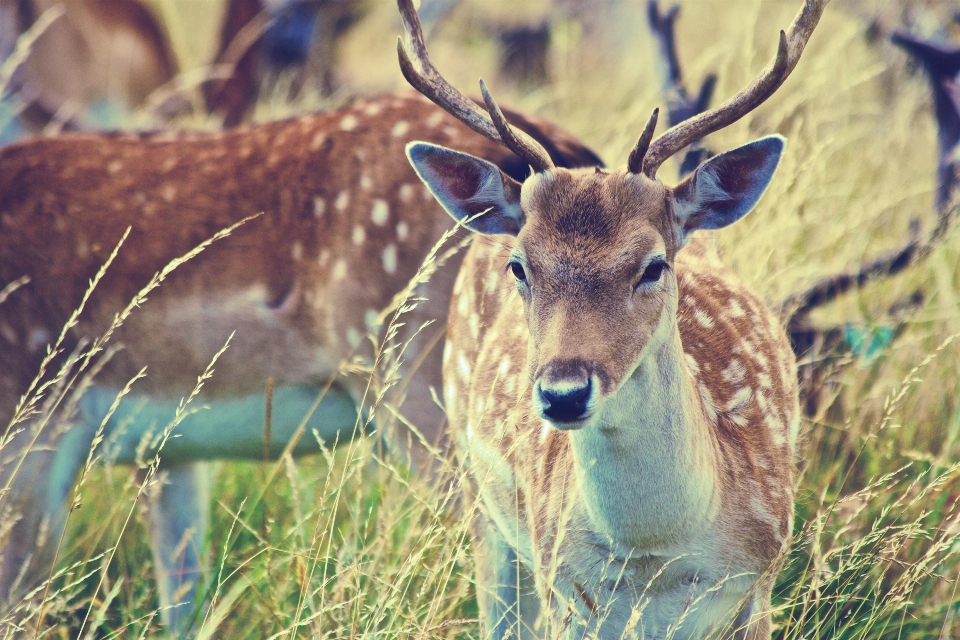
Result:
[6, 0, 960, 637]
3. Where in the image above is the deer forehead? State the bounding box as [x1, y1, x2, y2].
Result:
[516, 169, 674, 271]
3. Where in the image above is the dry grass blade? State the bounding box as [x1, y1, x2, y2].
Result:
[0, 277, 28, 308]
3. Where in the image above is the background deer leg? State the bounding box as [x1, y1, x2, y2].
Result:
[473, 513, 540, 640]
[0, 417, 97, 606]
[140, 462, 209, 637]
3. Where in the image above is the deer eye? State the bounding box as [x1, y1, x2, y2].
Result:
[509, 261, 527, 282]
[636, 259, 667, 287]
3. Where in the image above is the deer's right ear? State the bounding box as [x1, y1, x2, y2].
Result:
[406, 142, 525, 236]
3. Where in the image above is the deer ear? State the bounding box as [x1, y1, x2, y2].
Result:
[406, 142, 525, 236]
[672, 135, 785, 236]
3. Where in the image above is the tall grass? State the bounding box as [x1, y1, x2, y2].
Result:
[5, 0, 960, 637]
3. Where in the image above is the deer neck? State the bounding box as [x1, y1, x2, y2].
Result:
[567, 316, 719, 552]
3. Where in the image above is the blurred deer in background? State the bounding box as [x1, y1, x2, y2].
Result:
[0, 0, 365, 135]
[0, 40, 601, 640]
[401, 0, 821, 636]
[0, 0, 177, 133]
[648, 0, 960, 419]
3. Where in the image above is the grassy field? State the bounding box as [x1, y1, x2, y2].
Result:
[6, 0, 960, 637]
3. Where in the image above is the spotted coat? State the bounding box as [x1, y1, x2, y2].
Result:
[442, 174, 798, 637]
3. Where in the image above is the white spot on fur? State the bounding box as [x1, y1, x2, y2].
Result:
[443, 341, 452, 365]
[426, 111, 444, 127]
[371, 200, 389, 225]
[310, 132, 327, 150]
[729, 299, 746, 318]
[396, 221, 410, 241]
[360, 173, 373, 190]
[469, 313, 479, 339]
[382, 244, 398, 274]
[313, 196, 326, 217]
[107, 160, 123, 174]
[352, 225, 366, 246]
[694, 309, 714, 328]
[458, 353, 471, 380]
[161, 184, 176, 203]
[340, 114, 358, 131]
[318, 249, 330, 267]
[722, 359, 746, 384]
[332, 259, 347, 281]
[727, 387, 752, 413]
[457, 295, 469, 317]
[335, 190, 350, 212]
[442, 126, 459, 138]
[291, 242, 303, 261]
[391, 120, 410, 137]
[399, 183, 414, 203]
[364, 102, 381, 116]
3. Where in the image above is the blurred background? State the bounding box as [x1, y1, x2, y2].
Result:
[5, 0, 960, 636]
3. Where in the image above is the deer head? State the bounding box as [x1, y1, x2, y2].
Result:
[398, 0, 823, 427]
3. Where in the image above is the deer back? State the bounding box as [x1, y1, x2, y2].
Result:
[0, 93, 601, 412]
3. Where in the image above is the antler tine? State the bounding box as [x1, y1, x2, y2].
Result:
[479, 79, 554, 172]
[396, 0, 554, 172]
[640, 0, 828, 178]
[627, 108, 659, 174]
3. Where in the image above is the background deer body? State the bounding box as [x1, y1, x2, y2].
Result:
[397, 0, 824, 635]
[0, 92, 600, 631]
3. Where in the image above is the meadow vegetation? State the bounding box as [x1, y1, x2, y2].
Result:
[5, 0, 960, 637]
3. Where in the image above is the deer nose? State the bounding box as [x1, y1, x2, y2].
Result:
[538, 378, 593, 423]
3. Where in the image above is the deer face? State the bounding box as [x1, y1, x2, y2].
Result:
[408, 136, 784, 428]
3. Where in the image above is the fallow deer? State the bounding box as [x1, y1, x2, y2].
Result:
[0, 89, 601, 633]
[399, 0, 825, 636]
[1, 0, 363, 133]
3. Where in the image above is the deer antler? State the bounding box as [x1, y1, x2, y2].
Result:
[395, 0, 555, 172]
[636, 0, 828, 177]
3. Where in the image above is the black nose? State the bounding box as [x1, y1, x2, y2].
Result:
[539, 380, 592, 422]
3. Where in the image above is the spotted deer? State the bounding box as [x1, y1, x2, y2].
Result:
[0, 88, 600, 632]
[398, 0, 825, 636]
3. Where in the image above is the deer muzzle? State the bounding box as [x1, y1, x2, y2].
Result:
[534, 360, 604, 428]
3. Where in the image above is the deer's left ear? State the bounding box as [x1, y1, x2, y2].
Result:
[672, 135, 785, 236]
